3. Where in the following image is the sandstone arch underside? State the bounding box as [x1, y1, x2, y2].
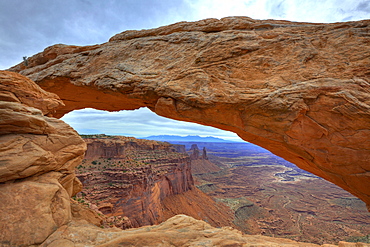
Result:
[10, 17, 370, 209]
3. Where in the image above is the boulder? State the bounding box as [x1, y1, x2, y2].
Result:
[0, 71, 86, 246]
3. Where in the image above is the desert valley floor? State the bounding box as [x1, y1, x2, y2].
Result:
[184, 142, 370, 245]
[76, 136, 370, 245]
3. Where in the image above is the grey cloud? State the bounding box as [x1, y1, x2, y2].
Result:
[356, 1, 370, 13]
[341, 15, 355, 22]
[0, 0, 193, 69]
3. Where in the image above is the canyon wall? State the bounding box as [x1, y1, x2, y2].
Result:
[77, 136, 194, 227]
[78, 136, 235, 229]
[83, 134, 186, 160]
[9, 17, 370, 209]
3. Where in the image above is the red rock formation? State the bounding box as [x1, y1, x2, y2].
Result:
[189, 144, 221, 174]
[77, 136, 235, 229]
[1, 69, 364, 247]
[77, 136, 194, 227]
[83, 134, 182, 160]
[1, 55, 367, 247]
[9, 17, 370, 209]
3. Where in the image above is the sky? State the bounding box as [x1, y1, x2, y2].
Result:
[1, 0, 369, 141]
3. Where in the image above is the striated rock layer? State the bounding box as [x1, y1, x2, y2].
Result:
[0, 71, 87, 246]
[9, 17, 370, 209]
[77, 135, 194, 227]
[77, 135, 234, 229]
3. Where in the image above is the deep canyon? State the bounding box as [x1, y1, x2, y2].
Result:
[76, 136, 370, 245]
[1, 16, 369, 246]
[190, 142, 370, 245]
[76, 135, 233, 229]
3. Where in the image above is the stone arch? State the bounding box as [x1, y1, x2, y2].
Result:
[9, 17, 370, 209]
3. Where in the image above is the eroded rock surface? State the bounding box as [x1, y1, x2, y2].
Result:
[9, 17, 370, 209]
[76, 135, 234, 229]
[77, 135, 194, 227]
[40, 214, 334, 247]
[0, 71, 86, 246]
[189, 144, 221, 174]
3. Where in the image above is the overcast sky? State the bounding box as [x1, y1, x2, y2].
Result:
[1, 0, 369, 141]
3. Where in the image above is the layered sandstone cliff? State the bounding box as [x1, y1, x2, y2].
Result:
[9, 17, 370, 210]
[76, 135, 235, 229]
[77, 135, 194, 227]
[83, 134, 186, 160]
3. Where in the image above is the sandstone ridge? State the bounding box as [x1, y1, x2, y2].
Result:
[10, 17, 370, 209]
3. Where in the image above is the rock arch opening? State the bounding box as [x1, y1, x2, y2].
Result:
[63, 107, 370, 243]
[8, 16, 370, 210]
[61, 107, 243, 142]
[33, 72, 370, 212]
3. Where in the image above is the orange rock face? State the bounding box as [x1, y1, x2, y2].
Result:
[0, 70, 63, 116]
[42, 214, 362, 247]
[0, 71, 87, 246]
[10, 17, 369, 209]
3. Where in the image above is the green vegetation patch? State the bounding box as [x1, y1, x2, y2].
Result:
[346, 234, 370, 243]
[216, 197, 254, 211]
[197, 183, 217, 193]
[330, 197, 366, 209]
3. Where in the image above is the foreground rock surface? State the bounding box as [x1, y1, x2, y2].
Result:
[42, 214, 359, 247]
[0, 71, 87, 246]
[10, 17, 370, 208]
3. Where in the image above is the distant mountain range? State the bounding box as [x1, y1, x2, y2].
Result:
[143, 135, 242, 143]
